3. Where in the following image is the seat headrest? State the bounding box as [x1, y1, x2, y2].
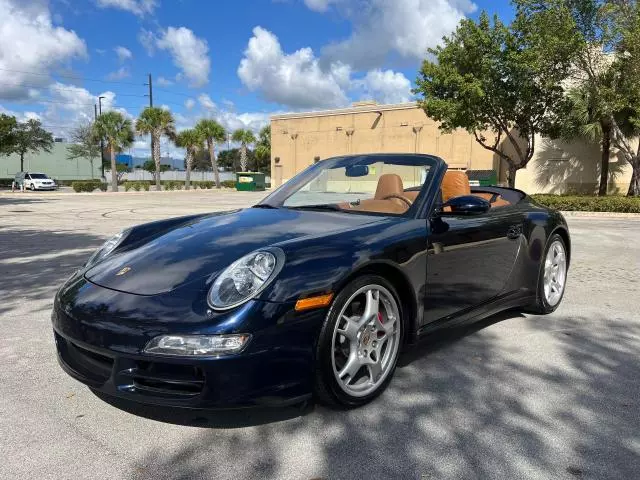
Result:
[374, 174, 404, 200]
[442, 171, 471, 201]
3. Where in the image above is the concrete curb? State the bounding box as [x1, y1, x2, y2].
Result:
[560, 211, 640, 219]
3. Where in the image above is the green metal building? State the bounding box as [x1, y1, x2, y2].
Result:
[1, 141, 101, 181]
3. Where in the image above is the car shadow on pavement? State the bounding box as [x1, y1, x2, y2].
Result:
[125, 312, 640, 480]
[0, 227, 105, 317]
[0, 196, 53, 207]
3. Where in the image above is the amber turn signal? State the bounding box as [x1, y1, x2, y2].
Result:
[295, 293, 334, 312]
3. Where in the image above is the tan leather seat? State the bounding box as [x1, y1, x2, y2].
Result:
[404, 191, 420, 202]
[374, 174, 404, 201]
[347, 173, 411, 214]
[442, 171, 471, 201]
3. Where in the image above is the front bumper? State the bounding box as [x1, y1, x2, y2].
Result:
[52, 283, 326, 408]
[53, 328, 314, 408]
[34, 185, 56, 190]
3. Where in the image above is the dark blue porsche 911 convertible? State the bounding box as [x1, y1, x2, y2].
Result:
[53, 154, 570, 408]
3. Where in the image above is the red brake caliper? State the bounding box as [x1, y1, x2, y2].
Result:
[377, 312, 384, 325]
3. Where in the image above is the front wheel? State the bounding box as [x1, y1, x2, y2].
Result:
[30, 183, 35, 191]
[314, 275, 403, 408]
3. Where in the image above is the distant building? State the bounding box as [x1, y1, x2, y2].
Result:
[1, 142, 101, 180]
[270, 101, 633, 194]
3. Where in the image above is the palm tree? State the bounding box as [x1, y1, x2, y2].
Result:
[195, 119, 226, 188]
[232, 129, 257, 172]
[255, 125, 271, 172]
[135, 107, 176, 191]
[93, 111, 134, 192]
[174, 129, 202, 190]
[563, 84, 618, 196]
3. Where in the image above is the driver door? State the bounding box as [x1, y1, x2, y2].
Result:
[423, 206, 522, 322]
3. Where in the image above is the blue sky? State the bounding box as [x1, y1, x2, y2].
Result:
[0, 0, 513, 155]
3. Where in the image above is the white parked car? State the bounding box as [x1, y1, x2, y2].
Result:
[17, 172, 57, 191]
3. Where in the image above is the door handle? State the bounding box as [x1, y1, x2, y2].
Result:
[507, 224, 522, 240]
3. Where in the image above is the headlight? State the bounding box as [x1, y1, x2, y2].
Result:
[144, 334, 251, 356]
[85, 229, 129, 268]
[208, 248, 284, 310]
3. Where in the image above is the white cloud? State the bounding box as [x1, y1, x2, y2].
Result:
[0, 0, 87, 100]
[114, 46, 132, 62]
[316, 0, 477, 70]
[96, 0, 157, 17]
[138, 28, 155, 56]
[156, 27, 210, 87]
[351, 69, 412, 104]
[106, 66, 130, 80]
[238, 26, 349, 109]
[303, 0, 337, 12]
[156, 76, 173, 86]
[184, 98, 195, 110]
[198, 93, 216, 110]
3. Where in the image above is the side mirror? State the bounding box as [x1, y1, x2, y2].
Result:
[439, 195, 490, 215]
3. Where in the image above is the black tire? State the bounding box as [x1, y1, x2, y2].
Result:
[30, 183, 35, 191]
[526, 233, 568, 315]
[313, 274, 403, 408]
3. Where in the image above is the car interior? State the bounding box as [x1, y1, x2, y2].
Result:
[340, 170, 513, 215]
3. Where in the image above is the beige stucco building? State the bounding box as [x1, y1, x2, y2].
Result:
[270, 101, 633, 194]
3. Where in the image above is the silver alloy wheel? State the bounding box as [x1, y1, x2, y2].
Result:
[543, 239, 567, 307]
[331, 284, 401, 398]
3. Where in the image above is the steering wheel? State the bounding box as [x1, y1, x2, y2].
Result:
[382, 194, 413, 207]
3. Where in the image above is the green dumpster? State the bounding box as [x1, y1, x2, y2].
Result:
[466, 170, 497, 187]
[236, 172, 266, 191]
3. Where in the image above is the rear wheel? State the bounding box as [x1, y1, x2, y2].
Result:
[527, 234, 568, 314]
[30, 183, 35, 191]
[314, 275, 403, 408]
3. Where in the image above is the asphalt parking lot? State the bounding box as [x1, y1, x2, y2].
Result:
[1, 190, 639, 480]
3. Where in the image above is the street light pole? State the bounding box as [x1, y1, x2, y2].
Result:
[98, 96, 106, 179]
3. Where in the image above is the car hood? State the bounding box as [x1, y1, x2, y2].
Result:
[85, 207, 382, 295]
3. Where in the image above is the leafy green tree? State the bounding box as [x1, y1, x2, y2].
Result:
[142, 159, 171, 174]
[93, 111, 135, 192]
[195, 119, 226, 188]
[0, 114, 17, 156]
[116, 162, 130, 183]
[10, 119, 54, 172]
[135, 107, 177, 191]
[218, 148, 257, 172]
[67, 122, 101, 179]
[513, 0, 624, 195]
[174, 129, 202, 189]
[414, 11, 575, 187]
[232, 129, 256, 172]
[191, 149, 211, 171]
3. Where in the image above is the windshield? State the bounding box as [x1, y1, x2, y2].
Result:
[261, 154, 439, 216]
[29, 173, 49, 179]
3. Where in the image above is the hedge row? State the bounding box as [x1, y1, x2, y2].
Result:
[72, 181, 106, 192]
[532, 194, 640, 213]
[123, 181, 151, 191]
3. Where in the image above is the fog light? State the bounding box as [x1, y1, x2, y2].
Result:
[144, 334, 251, 356]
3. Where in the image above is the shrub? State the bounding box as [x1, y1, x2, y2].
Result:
[221, 180, 236, 189]
[532, 195, 640, 213]
[72, 180, 103, 192]
[201, 181, 214, 189]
